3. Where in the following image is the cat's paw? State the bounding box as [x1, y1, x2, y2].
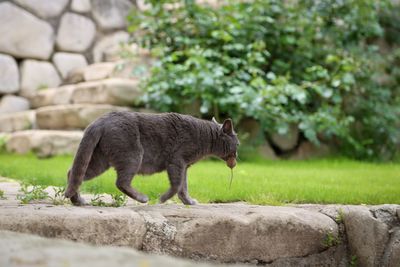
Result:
[185, 198, 198, 205]
[64, 186, 77, 198]
[69, 194, 87, 206]
[180, 196, 198, 205]
[135, 194, 149, 203]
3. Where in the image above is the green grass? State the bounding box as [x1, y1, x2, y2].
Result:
[0, 153, 399, 205]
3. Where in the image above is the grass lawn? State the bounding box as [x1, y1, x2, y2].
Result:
[0, 153, 399, 205]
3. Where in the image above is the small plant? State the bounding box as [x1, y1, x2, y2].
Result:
[49, 187, 67, 205]
[148, 198, 159, 205]
[110, 193, 127, 207]
[128, 0, 400, 160]
[0, 189, 6, 200]
[336, 208, 345, 223]
[90, 193, 128, 207]
[90, 193, 108, 207]
[37, 84, 48, 90]
[323, 231, 340, 248]
[0, 134, 8, 153]
[349, 255, 358, 267]
[17, 183, 49, 204]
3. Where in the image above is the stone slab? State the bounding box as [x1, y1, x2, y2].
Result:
[5, 130, 83, 157]
[72, 78, 142, 106]
[0, 110, 35, 133]
[0, 181, 340, 265]
[0, 230, 232, 267]
[35, 104, 130, 130]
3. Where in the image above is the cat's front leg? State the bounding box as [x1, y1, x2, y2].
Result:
[178, 167, 198, 205]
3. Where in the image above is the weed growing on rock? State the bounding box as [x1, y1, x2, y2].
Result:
[0, 189, 6, 200]
[349, 255, 358, 267]
[90, 193, 108, 207]
[17, 183, 49, 204]
[37, 84, 48, 90]
[323, 231, 340, 248]
[336, 209, 345, 223]
[90, 193, 128, 207]
[110, 193, 127, 207]
[49, 187, 68, 205]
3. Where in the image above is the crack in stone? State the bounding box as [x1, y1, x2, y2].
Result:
[370, 209, 378, 219]
[381, 227, 399, 266]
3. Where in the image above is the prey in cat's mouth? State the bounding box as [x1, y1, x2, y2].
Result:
[222, 154, 237, 169]
[226, 157, 237, 169]
[65, 112, 240, 206]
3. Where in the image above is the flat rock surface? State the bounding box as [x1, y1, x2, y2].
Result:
[72, 78, 142, 105]
[5, 130, 83, 157]
[30, 85, 76, 108]
[0, 110, 35, 133]
[1, 179, 399, 266]
[0, 179, 340, 265]
[35, 104, 130, 130]
[31, 78, 143, 108]
[0, 230, 234, 267]
[135, 204, 338, 263]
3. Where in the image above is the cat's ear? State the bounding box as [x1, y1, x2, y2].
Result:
[212, 117, 219, 124]
[222, 119, 233, 134]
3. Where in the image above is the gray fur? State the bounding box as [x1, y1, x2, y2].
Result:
[65, 111, 239, 206]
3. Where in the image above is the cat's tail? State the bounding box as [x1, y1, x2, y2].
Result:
[65, 124, 102, 198]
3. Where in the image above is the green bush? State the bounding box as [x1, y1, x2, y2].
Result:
[128, 0, 400, 160]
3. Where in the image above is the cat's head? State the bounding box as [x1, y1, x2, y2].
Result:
[212, 117, 240, 169]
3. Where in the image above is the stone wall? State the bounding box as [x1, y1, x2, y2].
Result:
[0, 0, 136, 113]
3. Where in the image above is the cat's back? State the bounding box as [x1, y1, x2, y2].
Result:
[94, 111, 205, 135]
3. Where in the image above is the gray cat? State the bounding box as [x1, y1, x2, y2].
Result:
[65, 111, 239, 206]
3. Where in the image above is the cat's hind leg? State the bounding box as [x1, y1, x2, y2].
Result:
[114, 153, 149, 203]
[160, 163, 185, 203]
[67, 169, 86, 206]
[84, 147, 110, 181]
[68, 148, 111, 206]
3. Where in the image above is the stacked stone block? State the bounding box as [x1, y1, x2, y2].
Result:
[0, 0, 136, 113]
[0, 0, 156, 157]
